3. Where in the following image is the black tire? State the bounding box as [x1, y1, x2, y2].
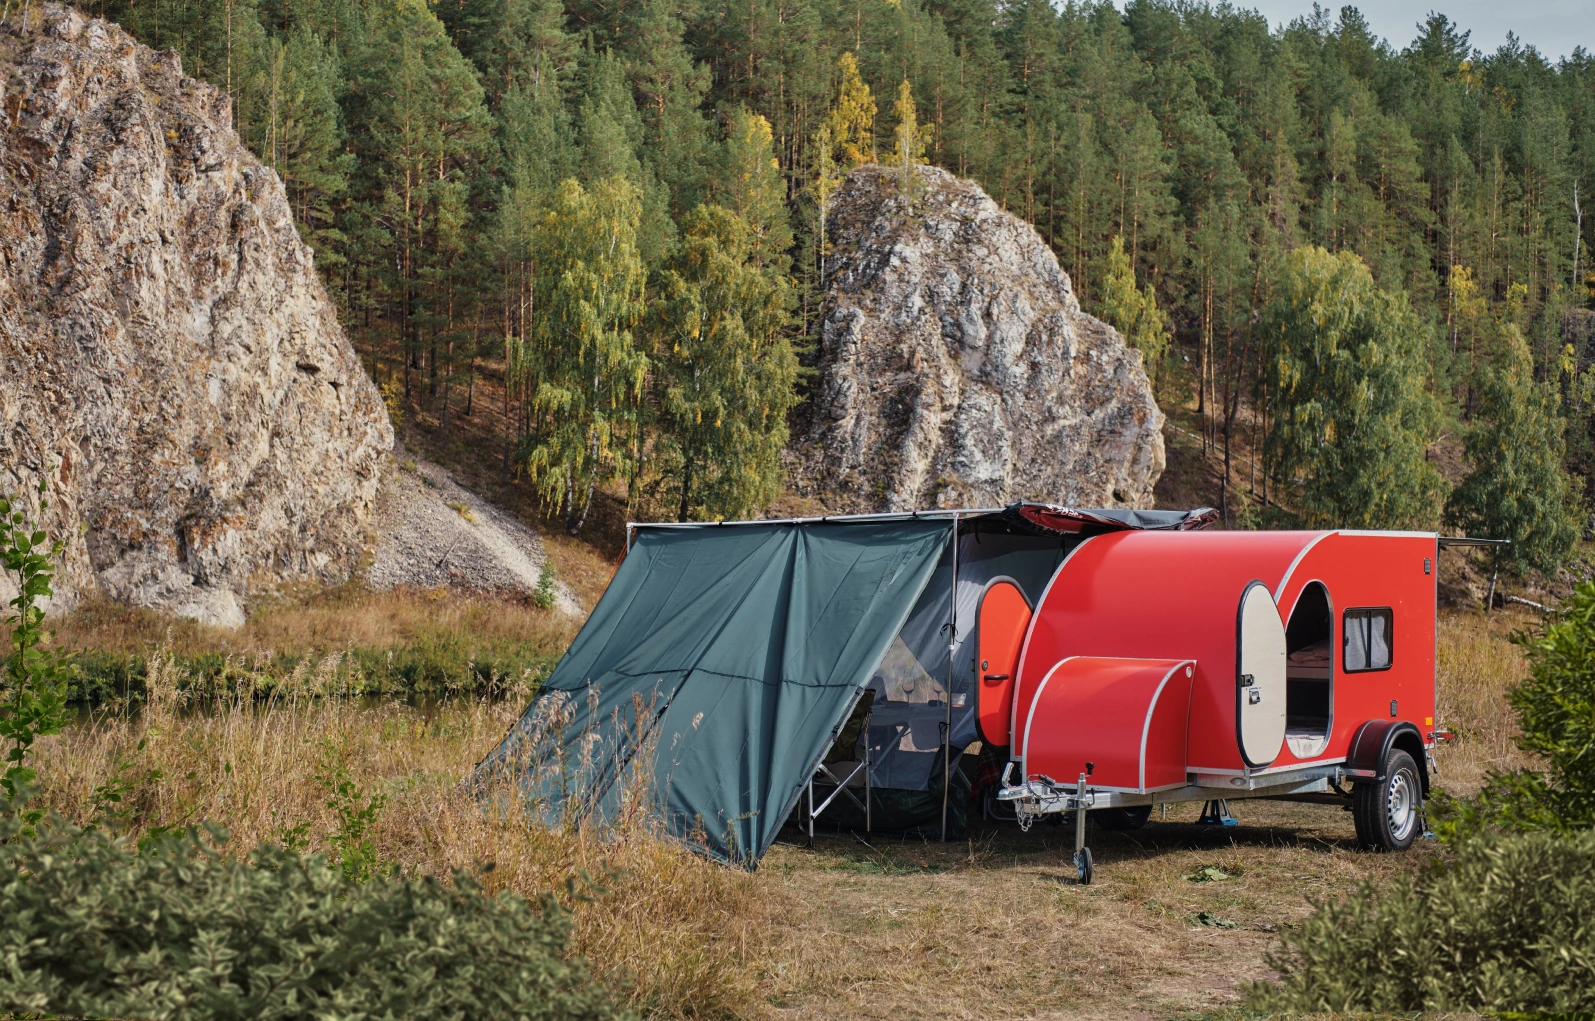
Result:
[1075, 846, 1094, 885]
[1096, 805, 1153, 831]
[1353, 748, 1423, 851]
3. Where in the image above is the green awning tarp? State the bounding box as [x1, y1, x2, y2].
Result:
[480, 519, 952, 863]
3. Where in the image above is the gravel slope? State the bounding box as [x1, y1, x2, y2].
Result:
[366, 452, 581, 615]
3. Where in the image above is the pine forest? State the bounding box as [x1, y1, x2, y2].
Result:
[96, 0, 1595, 575]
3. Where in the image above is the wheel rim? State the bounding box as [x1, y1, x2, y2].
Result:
[1386, 769, 1418, 842]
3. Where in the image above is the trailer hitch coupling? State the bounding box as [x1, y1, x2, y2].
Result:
[996, 764, 1096, 838]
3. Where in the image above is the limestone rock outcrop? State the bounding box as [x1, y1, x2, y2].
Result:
[0, 7, 392, 626]
[791, 165, 1164, 512]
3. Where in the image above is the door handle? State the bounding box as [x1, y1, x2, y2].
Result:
[982, 673, 1009, 682]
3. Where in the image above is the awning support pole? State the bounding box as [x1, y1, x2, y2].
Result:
[942, 515, 960, 842]
[865, 709, 873, 833]
[807, 777, 815, 848]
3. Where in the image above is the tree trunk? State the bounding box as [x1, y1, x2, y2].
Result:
[567, 477, 595, 536]
[678, 453, 694, 523]
[503, 335, 513, 480]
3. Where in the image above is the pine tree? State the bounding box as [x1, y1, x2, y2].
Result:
[437, 0, 576, 107]
[250, 25, 352, 269]
[829, 52, 876, 167]
[651, 205, 798, 520]
[519, 177, 649, 536]
[715, 108, 793, 270]
[886, 78, 930, 198]
[1263, 247, 1447, 530]
[619, 0, 713, 217]
[346, 0, 491, 402]
[106, 0, 271, 136]
[1447, 285, 1583, 574]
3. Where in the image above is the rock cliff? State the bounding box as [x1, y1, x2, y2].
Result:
[0, 7, 391, 626]
[791, 165, 1164, 512]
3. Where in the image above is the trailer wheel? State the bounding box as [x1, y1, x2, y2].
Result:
[1096, 805, 1153, 831]
[1074, 847, 1093, 885]
[1353, 749, 1422, 851]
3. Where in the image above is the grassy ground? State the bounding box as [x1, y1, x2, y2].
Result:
[50, 588, 580, 703]
[25, 595, 1539, 1019]
[761, 802, 1431, 1020]
[751, 608, 1536, 1020]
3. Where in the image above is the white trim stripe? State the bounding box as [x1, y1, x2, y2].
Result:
[1273, 532, 1335, 603]
[1139, 661, 1195, 791]
[1011, 537, 1094, 754]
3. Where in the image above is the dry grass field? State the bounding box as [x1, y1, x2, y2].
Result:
[25, 600, 1541, 1020]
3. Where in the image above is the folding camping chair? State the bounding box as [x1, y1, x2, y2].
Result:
[799, 690, 897, 846]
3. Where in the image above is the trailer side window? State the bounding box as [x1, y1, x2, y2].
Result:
[1343, 608, 1393, 672]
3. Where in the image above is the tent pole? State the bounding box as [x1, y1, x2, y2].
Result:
[939, 517, 959, 841]
[865, 707, 873, 833]
[807, 778, 814, 848]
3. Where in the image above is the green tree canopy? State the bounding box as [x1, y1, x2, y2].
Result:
[651, 205, 798, 521]
[1446, 284, 1583, 574]
[98, 0, 1595, 530]
[1263, 247, 1446, 530]
[519, 177, 650, 535]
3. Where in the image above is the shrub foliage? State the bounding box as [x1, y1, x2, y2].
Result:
[1, 484, 73, 834]
[1432, 578, 1595, 838]
[1253, 828, 1595, 1014]
[0, 819, 622, 1021]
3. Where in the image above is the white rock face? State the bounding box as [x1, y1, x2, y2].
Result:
[0, 7, 392, 625]
[792, 166, 1165, 512]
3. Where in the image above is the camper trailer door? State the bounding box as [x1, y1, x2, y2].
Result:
[1236, 581, 1288, 767]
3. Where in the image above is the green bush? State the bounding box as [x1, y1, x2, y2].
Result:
[1431, 578, 1595, 839]
[0, 818, 623, 1021]
[67, 639, 558, 705]
[1252, 828, 1595, 1014]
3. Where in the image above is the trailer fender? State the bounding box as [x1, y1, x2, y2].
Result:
[1346, 720, 1429, 795]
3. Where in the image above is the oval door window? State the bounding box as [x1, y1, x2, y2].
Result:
[1236, 581, 1287, 767]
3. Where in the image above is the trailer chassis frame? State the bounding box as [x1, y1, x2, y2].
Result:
[996, 761, 1371, 820]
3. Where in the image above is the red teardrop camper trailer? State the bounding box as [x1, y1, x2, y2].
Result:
[985, 522, 1465, 881]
